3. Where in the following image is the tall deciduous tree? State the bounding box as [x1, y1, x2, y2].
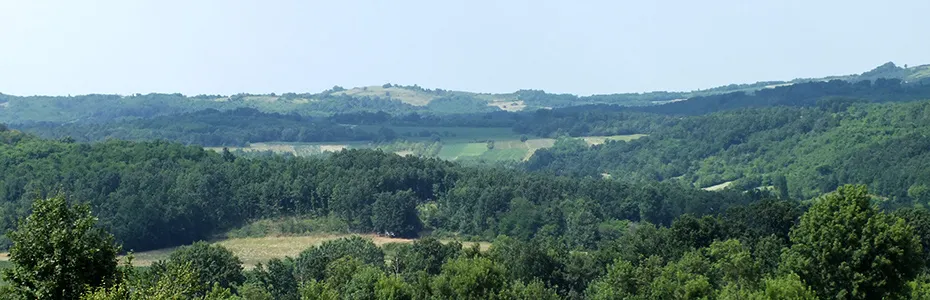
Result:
[2, 194, 120, 300]
[371, 190, 421, 238]
[783, 185, 922, 299]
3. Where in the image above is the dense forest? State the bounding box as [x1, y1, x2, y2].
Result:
[0, 129, 748, 252]
[16, 108, 391, 146]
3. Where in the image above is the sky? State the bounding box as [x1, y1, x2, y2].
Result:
[1, 0, 928, 96]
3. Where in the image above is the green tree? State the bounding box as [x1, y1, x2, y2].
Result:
[717, 273, 816, 300]
[371, 190, 422, 238]
[497, 280, 560, 300]
[488, 236, 558, 284]
[82, 261, 206, 300]
[773, 174, 790, 200]
[391, 237, 461, 276]
[150, 241, 244, 296]
[236, 282, 273, 300]
[895, 207, 930, 271]
[706, 239, 759, 289]
[431, 257, 507, 299]
[298, 279, 338, 300]
[910, 184, 930, 205]
[374, 275, 414, 300]
[248, 258, 298, 300]
[783, 185, 922, 299]
[295, 236, 384, 282]
[3, 194, 120, 300]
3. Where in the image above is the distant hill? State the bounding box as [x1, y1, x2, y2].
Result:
[1, 62, 927, 124]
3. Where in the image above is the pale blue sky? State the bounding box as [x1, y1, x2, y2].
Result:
[1, 0, 928, 96]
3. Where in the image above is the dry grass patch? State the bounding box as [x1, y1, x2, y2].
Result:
[702, 181, 734, 191]
[126, 234, 486, 268]
[216, 234, 414, 267]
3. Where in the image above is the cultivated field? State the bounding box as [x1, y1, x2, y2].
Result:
[207, 132, 645, 163]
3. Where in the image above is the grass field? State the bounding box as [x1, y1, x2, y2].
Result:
[437, 143, 488, 160]
[479, 148, 526, 161]
[126, 234, 490, 268]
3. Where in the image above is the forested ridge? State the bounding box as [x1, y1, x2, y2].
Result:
[528, 98, 930, 201]
[3, 62, 926, 125]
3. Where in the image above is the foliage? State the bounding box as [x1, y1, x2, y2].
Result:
[783, 185, 922, 299]
[529, 99, 930, 201]
[371, 190, 422, 238]
[150, 242, 245, 296]
[294, 236, 384, 282]
[430, 256, 508, 299]
[3, 194, 120, 300]
[0, 130, 750, 252]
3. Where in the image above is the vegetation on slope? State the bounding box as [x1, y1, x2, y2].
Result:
[529, 98, 930, 203]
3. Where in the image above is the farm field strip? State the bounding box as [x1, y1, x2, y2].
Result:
[209, 134, 645, 162]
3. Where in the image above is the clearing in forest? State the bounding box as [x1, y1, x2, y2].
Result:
[702, 181, 734, 191]
[125, 234, 489, 268]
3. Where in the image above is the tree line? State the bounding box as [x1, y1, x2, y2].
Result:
[6, 184, 930, 299]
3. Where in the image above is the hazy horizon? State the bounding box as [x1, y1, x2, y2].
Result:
[2, 0, 928, 97]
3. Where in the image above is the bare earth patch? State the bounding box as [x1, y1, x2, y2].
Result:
[487, 100, 526, 112]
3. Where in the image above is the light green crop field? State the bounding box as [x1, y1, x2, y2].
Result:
[437, 143, 488, 160]
[479, 148, 527, 161]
